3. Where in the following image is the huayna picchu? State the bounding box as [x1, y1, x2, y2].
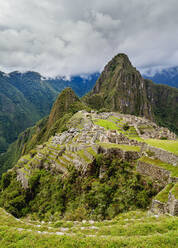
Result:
[83, 54, 178, 134]
[0, 54, 177, 247]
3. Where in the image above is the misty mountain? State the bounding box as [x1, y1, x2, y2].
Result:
[143, 67, 178, 88]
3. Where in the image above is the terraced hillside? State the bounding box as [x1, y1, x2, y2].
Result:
[0, 110, 177, 220]
[0, 208, 177, 248]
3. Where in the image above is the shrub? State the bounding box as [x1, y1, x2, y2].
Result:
[29, 149, 37, 158]
[28, 169, 41, 192]
[146, 150, 155, 157]
[1, 172, 12, 190]
[140, 130, 144, 135]
[123, 123, 130, 131]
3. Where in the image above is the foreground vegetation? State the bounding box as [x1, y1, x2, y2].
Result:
[0, 154, 157, 220]
[0, 208, 177, 248]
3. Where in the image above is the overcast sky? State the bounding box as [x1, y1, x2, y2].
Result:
[0, 0, 178, 77]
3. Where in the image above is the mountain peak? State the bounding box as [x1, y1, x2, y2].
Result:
[113, 53, 131, 63]
[47, 87, 87, 130]
[104, 53, 132, 73]
[84, 53, 152, 119]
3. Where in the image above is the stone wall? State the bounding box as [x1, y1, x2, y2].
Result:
[168, 192, 178, 216]
[137, 160, 178, 216]
[16, 169, 29, 189]
[151, 200, 167, 215]
[151, 192, 178, 216]
[137, 161, 170, 187]
[99, 147, 140, 161]
[141, 144, 178, 166]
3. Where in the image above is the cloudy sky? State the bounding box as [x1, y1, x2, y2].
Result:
[0, 0, 178, 77]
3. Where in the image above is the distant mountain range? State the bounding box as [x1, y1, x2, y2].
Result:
[0, 71, 98, 152]
[143, 67, 178, 88]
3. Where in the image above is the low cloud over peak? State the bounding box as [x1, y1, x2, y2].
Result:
[0, 0, 178, 77]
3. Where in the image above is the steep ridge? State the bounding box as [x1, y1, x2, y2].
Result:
[47, 88, 84, 128]
[83, 54, 178, 134]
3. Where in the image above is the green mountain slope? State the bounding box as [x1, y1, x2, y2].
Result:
[144, 79, 178, 133]
[0, 72, 58, 153]
[0, 73, 40, 152]
[0, 71, 98, 154]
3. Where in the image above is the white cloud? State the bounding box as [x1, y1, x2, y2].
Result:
[0, 0, 178, 76]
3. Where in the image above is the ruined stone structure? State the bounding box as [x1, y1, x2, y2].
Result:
[15, 111, 178, 215]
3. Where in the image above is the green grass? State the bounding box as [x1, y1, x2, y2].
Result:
[155, 184, 174, 203]
[0, 208, 177, 247]
[86, 147, 97, 157]
[99, 142, 141, 152]
[94, 118, 139, 139]
[171, 183, 178, 199]
[139, 157, 178, 177]
[94, 119, 119, 130]
[144, 139, 178, 155]
[77, 150, 92, 163]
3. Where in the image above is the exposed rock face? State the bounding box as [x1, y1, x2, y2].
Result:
[137, 161, 171, 187]
[83, 53, 178, 134]
[84, 54, 152, 119]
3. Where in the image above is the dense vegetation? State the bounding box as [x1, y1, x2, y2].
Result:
[0, 154, 157, 220]
[0, 72, 43, 153]
[145, 79, 178, 134]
